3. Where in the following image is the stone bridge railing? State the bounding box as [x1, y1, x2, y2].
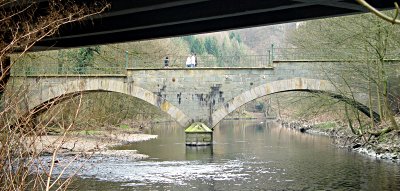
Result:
[11, 48, 400, 76]
[10, 55, 271, 76]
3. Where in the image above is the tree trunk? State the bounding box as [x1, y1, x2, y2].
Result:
[0, 56, 11, 95]
[367, 60, 375, 128]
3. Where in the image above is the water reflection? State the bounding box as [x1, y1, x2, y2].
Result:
[69, 120, 400, 190]
[185, 146, 213, 161]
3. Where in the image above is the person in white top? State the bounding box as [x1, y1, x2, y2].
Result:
[186, 54, 192, 67]
[190, 54, 196, 68]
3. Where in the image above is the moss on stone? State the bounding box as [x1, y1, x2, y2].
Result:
[313, 121, 336, 129]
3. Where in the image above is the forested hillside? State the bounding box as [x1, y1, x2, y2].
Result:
[233, 23, 296, 54]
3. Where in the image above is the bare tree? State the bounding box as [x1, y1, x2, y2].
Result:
[0, 0, 109, 190]
[356, 0, 400, 24]
[287, 11, 400, 138]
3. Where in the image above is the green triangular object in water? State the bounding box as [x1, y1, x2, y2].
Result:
[185, 122, 212, 133]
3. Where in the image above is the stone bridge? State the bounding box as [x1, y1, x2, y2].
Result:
[8, 60, 385, 128]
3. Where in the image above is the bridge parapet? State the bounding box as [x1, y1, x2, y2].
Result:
[11, 55, 271, 76]
[11, 48, 400, 76]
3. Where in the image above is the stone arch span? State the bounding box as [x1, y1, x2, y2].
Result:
[211, 78, 380, 127]
[28, 78, 191, 127]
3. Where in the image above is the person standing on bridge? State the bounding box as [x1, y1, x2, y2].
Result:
[186, 54, 192, 67]
[194, 53, 198, 67]
[164, 56, 169, 68]
[191, 53, 196, 68]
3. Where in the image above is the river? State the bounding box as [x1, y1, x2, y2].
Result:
[67, 120, 400, 190]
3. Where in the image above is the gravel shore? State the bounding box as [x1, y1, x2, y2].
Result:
[34, 133, 158, 160]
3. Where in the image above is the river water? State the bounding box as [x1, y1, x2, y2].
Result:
[68, 120, 400, 190]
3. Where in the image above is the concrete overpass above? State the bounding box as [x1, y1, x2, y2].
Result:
[33, 0, 397, 50]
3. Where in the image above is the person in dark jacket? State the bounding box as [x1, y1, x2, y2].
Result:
[164, 56, 169, 68]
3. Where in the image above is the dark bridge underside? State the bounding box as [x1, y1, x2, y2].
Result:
[33, 0, 396, 50]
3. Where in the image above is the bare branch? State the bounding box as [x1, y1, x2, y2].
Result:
[356, 0, 400, 24]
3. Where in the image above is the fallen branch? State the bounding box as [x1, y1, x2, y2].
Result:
[368, 127, 393, 137]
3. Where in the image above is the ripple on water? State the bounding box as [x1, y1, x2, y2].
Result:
[41, 156, 250, 185]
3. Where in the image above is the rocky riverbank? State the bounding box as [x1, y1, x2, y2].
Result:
[280, 119, 400, 163]
[34, 132, 157, 160]
[32, 118, 160, 160]
[224, 111, 267, 120]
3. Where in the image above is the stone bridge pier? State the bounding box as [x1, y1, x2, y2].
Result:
[8, 61, 382, 128]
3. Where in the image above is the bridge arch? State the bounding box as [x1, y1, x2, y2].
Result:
[28, 78, 191, 127]
[211, 78, 379, 127]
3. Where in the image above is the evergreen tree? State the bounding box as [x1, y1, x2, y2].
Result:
[204, 37, 220, 56]
[182, 35, 205, 54]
